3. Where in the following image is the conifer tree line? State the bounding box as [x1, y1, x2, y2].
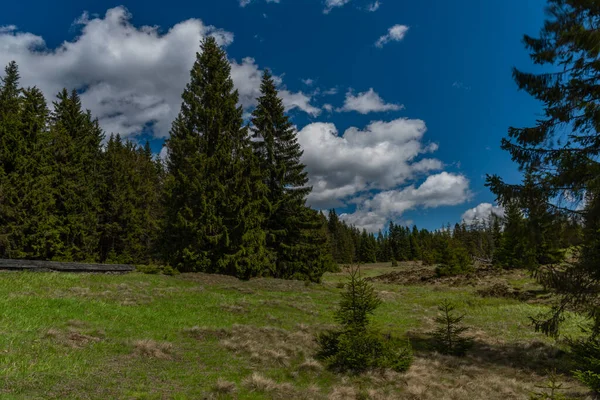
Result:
[324, 207, 582, 270]
[0, 38, 335, 281]
[0, 60, 164, 265]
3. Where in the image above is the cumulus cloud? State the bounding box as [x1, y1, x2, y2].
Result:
[279, 90, 322, 117]
[375, 24, 409, 48]
[298, 118, 443, 210]
[461, 203, 505, 225]
[339, 88, 403, 114]
[342, 173, 472, 232]
[0, 7, 318, 138]
[324, 0, 352, 14]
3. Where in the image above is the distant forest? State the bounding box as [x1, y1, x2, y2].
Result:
[0, 37, 584, 281]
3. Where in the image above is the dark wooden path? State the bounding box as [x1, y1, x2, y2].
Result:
[0, 259, 134, 273]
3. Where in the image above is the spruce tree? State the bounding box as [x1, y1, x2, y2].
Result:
[251, 70, 332, 281]
[485, 0, 600, 338]
[163, 37, 269, 278]
[0, 62, 23, 257]
[431, 299, 473, 356]
[48, 89, 104, 261]
[13, 87, 57, 259]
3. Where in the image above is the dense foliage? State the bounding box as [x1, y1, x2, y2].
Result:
[0, 39, 333, 282]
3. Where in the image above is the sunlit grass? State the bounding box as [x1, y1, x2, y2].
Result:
[0, 264, 591, 399]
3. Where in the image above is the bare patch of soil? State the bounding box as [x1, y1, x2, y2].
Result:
[43, 324, 104, 349]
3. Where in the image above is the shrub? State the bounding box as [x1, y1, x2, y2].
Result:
[316, 329, 412, 373]
[391, 258, 398, 267]
[430, 299, 473, 356]
[316, 265, 412, 373]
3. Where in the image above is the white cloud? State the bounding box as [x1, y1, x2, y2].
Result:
[323, 104, 334, 112]
[298, 118, 443, 209]
[339, 88, 403, 114]
[158, 145, 169, 165]
[367, 1, 381, 11]
[0, 7, 318, 138]
[280, 90, 322, 117]
[322, 87, 338, 96]
[302, 78, 314, 86]
[324, 0, 352, 14]
[341, 173, 472, 232]
[375, 24, 409, 48]
[240, 0, 280, 7]
[461, 203, 505, 225]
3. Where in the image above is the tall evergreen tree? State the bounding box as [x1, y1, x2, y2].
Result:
[48, 89, 104, 261]
[0, 61, 23, 257]
[163, 37, 269, 278]
[485, 0, 600, 336]
[12, 87, 57, 259]
[251, 70, 332, 281]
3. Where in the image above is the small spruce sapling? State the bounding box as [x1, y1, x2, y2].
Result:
[431, 299, 473, 356]
[316, 265, 412, 373]
[529, 370, 574, 400]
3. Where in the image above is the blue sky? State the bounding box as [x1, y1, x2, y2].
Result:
[0, 0, 548, 231]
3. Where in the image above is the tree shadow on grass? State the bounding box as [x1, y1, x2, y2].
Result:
[407, 331, 576, 376]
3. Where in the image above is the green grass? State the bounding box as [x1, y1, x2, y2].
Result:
[0, 263, 591, 399]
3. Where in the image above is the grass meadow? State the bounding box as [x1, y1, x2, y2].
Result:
[0, 262, 593, 399]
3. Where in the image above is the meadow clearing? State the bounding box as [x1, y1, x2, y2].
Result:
[0, 262, 592, 399]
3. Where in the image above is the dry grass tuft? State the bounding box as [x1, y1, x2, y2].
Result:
[242, 373, 297, 398]
[44, 328, 61, 339]
[264, 349, 290, 366]
[299, 358, 323, 372]
[212, 378, 236, 394]
[217, 324, 317, 367]
[133, 339, 173, 359]
[243, 372, 278, 392]
[398, 355, 587, 400]
[328, 385, 357, 400]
